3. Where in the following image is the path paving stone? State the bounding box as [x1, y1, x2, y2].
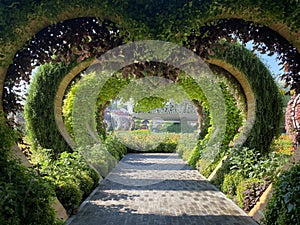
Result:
[67, 153, 258, 225]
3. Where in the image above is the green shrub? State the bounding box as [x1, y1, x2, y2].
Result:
[262, 162, 300, 225]
[236, 178, 266, 210]
[78, 144, 118, 177]
[0, 162, 62, 225]
[116, 131, 179, 153]
[55, 181, 83, 215]
[104, 135, 127, 160]
[0, 114, 62, 225]
[188, 138, 207, 168]
[222, 173, 244, 196]
[229, 147, 289, 180]
[210, 157, 231, 190]
[166, 123, 181, 133]
[199, 153, 227, 178]
[77, 171, 95, 197]
[36, 150, 100, 213]
[0, 114, 18, 160]
[176, 133, 198, 161]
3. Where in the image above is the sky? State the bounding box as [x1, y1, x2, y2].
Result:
[245, 42, 283, 79]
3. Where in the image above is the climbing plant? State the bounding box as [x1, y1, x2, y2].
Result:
[0, 2, 298, 224]
[2, 1, 300, 118]
[211, 44, 283, 153]
[187, 80, 243, 174]
[25, 62, 75, 155]
[4, 17, 125, 116]
[185, 18, 300, 93]
[62, 73, 130, 139]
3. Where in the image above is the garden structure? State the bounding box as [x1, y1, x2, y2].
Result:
[0, 1, 300, 225]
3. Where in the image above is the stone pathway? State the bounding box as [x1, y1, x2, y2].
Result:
[67, 153, 258, 225]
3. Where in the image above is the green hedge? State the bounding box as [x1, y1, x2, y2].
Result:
[36, 150, 100, 215]
[187, 79, 243, 173]
[263, 162, 300, 225]
[0, 0, 298, 45]
[116, 130, 180, 153]
[0, 114, 63, 225]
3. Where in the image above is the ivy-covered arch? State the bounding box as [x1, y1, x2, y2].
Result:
[168, 0, 300, 47]
[0, 2, 149, 110]
[0, 1, 300, 95]
[0, 2, 298, 224]
[208, 44, 282, 152]
[24, 43, 281, 162]
[0, 1, 291, 153]
[54, 60, 94, 150]
[0, 0, 294, 157]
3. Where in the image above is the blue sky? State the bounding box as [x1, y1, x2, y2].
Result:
[245, 42, 283, 80]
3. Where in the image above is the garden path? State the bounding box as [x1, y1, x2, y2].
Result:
[67, 153, 258, 225]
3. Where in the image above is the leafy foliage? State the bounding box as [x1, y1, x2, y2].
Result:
[186, 18, 300, 93]
[0, 114, 62, 225]
[176, 133, 199, 161]
[62, 82, 79, 139]
[4, 17, 125, 115]
[222, 173, 244, 196]
[210, 135, 291, 208]
[187, 79, 243, 174]
[212, 44, 283, 153]
[25, 62, 74, 155]
[35, 150, 100, 215]
[228, 147, 289, 181]
[104, 135, 127, 160]
[3, 2, 300, 117]
[0, 2, 298, 223]
[0, 113, 18, 160]
[116, 130, 180, 153]
[263, 162, 300, 225]
[236, 178, 268, 212]
[62, 72, 130, 141]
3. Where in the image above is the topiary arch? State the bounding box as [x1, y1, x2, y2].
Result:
[0, 1, 299, 104]
[0, 2, 298, 223]
[0, 2, 298, 162]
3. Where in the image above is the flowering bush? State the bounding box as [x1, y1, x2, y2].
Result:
[271, 134, 293, 154]
[115, 131, 194, 153]
[285, 94, 300, 145]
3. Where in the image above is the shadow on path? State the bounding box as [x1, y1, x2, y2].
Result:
[67, 153, 258, 225]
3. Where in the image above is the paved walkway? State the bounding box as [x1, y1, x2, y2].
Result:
[67, 153, 258, 225]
